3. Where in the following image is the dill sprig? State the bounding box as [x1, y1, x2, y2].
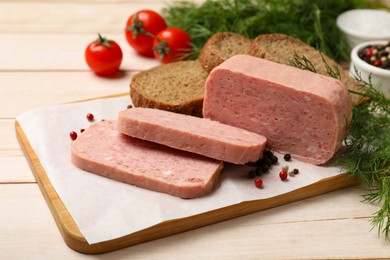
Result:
[291, 53, 390, 240]
[163, 0, 390, 240]
[341, 72, 390, 240]
[162, 0, 387, 61]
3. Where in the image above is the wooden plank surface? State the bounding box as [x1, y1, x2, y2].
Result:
[0, 72, 133, 118]
[1, 0, 390, 258]
[0, 34, 159, 71]
[0, 2, 162, 33]
[1, 184, 389, 259]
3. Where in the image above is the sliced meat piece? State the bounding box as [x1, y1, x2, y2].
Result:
[203, 55, 352, 165]
[117, 107, 267, 164]
[71, 120, 223, 199]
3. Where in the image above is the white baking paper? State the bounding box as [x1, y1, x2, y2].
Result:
[16, 96, 346, 244]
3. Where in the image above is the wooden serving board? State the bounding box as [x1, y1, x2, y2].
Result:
[15, 95, 357, 254]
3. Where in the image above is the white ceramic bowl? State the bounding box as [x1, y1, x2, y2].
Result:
[350, 40, 390, 99]
[336, 9, 390, 48]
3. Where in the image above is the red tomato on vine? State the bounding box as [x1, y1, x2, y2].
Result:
[85, 34, 123, 77]
[152, 27, 192, 64]
[125, 10, 167, 57]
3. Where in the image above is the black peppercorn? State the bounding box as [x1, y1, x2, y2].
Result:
[271, 155, 278, 164]
[262, 164, 269, 173]
[284, 154, 291, 161]
[248, 169, 257, 179]
[263, 149, 273, 159]
[263, 157, 272, 167]
[256, 167, 264, 176]
[255, 158, 263, 167]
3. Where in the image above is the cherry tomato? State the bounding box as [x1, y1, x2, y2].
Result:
[153, 27, 192, 64]
[85, 34, 123, 77]
[125, 10, 167, 57]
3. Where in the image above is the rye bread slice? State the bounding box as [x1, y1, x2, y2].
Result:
[247, 33, 364, 105]
[130, 60, 208, 117]
[198, 32, 252, 73]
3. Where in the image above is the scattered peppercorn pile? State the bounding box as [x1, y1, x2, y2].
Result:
[249, 151, 301, 188]
[358, 42, 390, 70]
[248, 149, 279, 179]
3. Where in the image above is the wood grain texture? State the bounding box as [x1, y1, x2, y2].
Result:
[0, 2, 163, 33]
[2, 0, 390, 258]
[0, 72, 131, 118]
[16, 119, 359, 254]
[0, 34, 159, 71]
[2, 184, 389, 259]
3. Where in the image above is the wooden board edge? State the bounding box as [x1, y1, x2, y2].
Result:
[15, 121, 89, 250]
[15, 117, 358, 254]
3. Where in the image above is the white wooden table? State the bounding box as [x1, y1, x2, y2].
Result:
[1, 0, 390, 259]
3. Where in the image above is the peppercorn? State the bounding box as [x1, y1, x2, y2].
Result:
[262, 164, 270, 173]
[293, 168, 299, 175]
[270, 155, 278, 164]
[248, 169, 257, 179]
[70, 131, 78, 141]
[358, 42, 390, 70]
[381, 51, 389, 57]
[86, 113, 94, 121]
[263, 149, 274, 159]
[255, 158, 263, 167]
[373, 60, 382, 67]
[254, 177, 263, 188]
[284, 153, 291, 161]
[127, 104, 133, 109]
[382, 60, 390, 69]
[256, 167, 264, 176]
[279, 170, 288, 181]
[263, 157, 272, 167]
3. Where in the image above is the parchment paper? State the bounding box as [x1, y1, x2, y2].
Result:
[16, 96, 345, 244]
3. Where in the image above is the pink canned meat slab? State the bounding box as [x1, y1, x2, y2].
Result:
[203, 55, 352, 165]
[117, 107, 267, 164]
[71, 120, 223, 199]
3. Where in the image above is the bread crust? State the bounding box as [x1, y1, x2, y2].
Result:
[199, 32, 252, 73]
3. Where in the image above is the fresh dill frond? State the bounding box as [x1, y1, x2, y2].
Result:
[163, 0, 390, 240]
[321, 53, 341, 80]
[162, 0, 388, 61]
[289, 51, 341, 80]
[349, 69, 390, 114]
[364, 178, 390, 240]
[290, 52, 317, 73]
[290, 53, 390, 240]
